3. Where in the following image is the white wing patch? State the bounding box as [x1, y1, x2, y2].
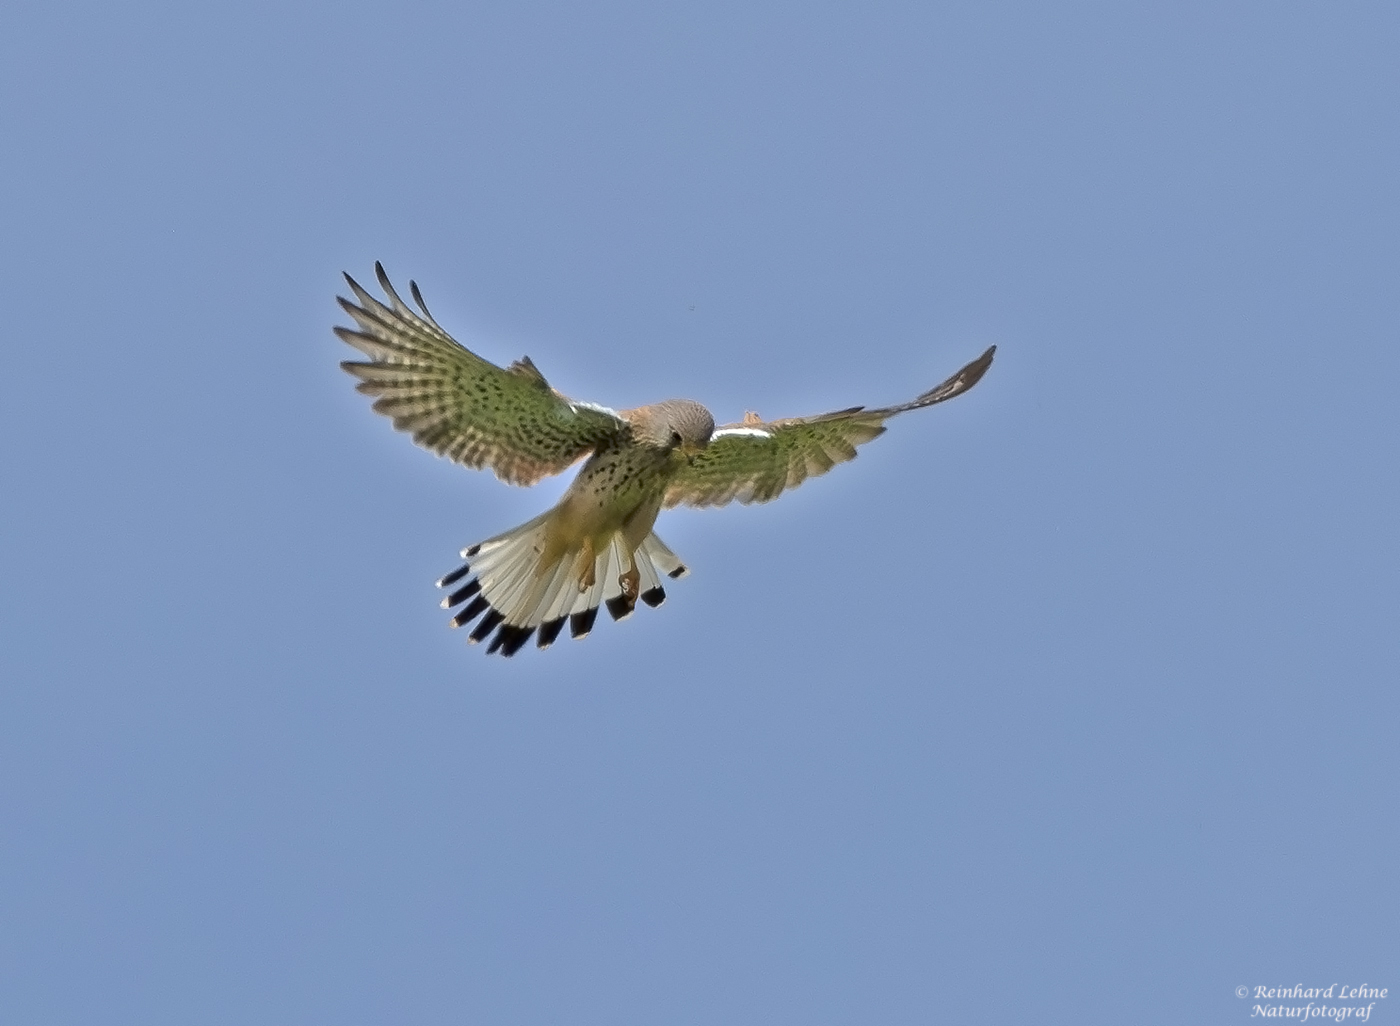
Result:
[569, 400, 624, 420]
[712, 427, 771, 439]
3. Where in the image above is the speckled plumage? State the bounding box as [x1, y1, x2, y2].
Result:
[336, 264, 995, 656]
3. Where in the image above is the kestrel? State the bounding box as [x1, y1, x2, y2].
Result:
[337, 264, 994, 656]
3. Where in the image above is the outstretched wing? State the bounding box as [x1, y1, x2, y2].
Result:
[664, 346, 995, 508]
[336, 264, 627, 486]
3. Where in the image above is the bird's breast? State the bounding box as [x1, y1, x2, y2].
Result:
[552, 444, 675, 538]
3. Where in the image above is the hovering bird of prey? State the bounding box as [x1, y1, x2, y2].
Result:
[337, 264, 994, 656]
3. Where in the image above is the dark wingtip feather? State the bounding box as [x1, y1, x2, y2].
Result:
[640, 587, 665, 608]
[373, 262, 413, 313]
[441, 579, 481, 609]
[963, 345, 996, 386]
[409, 279, 433, 320]
[537, 617, 567, 649]
[437, 563, 472, 589]
[469, 609, 504, 644]
[606, 595, 635, 621]
[462, 543, 482, 558]
[908, 345, 997, 409]
[570, 607, 598, 639]
[449, 595, 489, 628]
[667, 565, 688, 579]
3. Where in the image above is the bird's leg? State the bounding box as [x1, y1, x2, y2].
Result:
[619, 564, 640, 601]
[576, 538, 597, 590]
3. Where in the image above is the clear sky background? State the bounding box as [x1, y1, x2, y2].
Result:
[2, 2, 1397, 1023]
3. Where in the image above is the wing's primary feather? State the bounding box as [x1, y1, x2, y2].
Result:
[336, 264, 626, 486]
[664, 345, 994, 509]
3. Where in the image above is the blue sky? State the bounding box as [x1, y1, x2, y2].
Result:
[1, 1, 1396, 1022]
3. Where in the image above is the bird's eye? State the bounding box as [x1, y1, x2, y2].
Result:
[670, 431, 683, 446]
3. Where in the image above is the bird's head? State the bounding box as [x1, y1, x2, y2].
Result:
[634, 399, 714, 460]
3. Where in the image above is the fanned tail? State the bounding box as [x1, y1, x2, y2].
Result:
[436, 520, 686, 656]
